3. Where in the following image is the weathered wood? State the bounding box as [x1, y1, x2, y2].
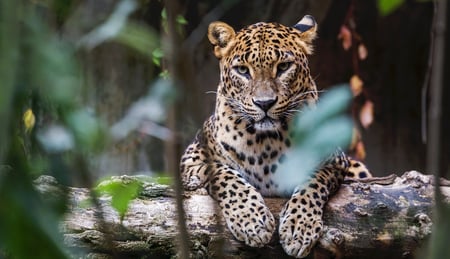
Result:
[35, 171, 450, 258]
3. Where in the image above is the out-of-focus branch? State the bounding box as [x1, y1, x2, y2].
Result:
[426, 0, 446, 178]
[426, 0, 448, 258]
[163, 0, 190, 258]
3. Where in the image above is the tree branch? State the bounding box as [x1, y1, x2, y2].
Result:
[35, 171, 450, 258]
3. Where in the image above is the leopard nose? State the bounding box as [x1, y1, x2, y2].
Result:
[252, 97, 278, 112]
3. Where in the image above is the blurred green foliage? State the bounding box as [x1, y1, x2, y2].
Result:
[94, 174, 172, 221]
[0, 0, 171, 257]
[96, 178, 143, 221]
[377, 0, 430, 16]
[274, 86, 353, 195]
[377, 0, 405, 15]
[0, 0, 80, 257]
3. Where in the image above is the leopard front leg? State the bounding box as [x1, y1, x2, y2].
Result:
[279, 153, 348, 258]
[180, 140, 210, 190]
[207, 164, 275, 247]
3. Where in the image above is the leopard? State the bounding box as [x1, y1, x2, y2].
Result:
[180, 15, 371, 258]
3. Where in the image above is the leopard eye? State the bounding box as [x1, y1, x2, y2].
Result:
[235, 65, 250, 76]
[276, 62, 292, 75]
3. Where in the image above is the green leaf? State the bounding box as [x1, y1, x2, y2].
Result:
[274, 85, 353, 196]
[302, 116, 353, 155]
[161, 8, 167, 20]
[152, 48, 164, 67]
[159, 69, 170, 79]
[378, 0, 404, 16]
[176, 15, 188, 25]
[115, 22, 160, 58]
[0, 142, 69, 259]
[96, 179, 142, 221]
[292, 85, 352, 144]
[25, 14, 80, 107]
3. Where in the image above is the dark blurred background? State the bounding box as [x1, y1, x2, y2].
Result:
[76, 0, 444, 177]
[3, 0, 448, 179]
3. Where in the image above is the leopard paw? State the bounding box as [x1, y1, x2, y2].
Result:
[182, 174, 203, 190]
[223, 193, 275, 247]
[279, 199, 324, 258]
[346, 158, 372, 179]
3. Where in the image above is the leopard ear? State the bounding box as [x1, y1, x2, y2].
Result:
[208, 21, 236, 59]
[293, 15, 317, 52]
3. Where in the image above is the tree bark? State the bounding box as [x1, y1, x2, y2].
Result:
[35, 171, 450, 259]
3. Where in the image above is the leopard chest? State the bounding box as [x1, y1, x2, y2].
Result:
[214, 117, 291, 196]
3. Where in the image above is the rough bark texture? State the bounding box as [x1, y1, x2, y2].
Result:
[35, 171, 450, 259]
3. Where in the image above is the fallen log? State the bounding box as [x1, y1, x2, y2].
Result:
[34, 171, 450, 258]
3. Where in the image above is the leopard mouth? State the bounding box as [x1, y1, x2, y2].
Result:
[254, 116, 279, 131]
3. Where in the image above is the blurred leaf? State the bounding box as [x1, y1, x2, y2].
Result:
[115, 21, 160, 58]
[358, 43, 368, 60]
[350, 74, 363, 96]
[161, 8, 167, 19]
[160, 8, 186, 34]
[24, 13, 81, 107]
[23, 108, 36, 133]
[292, 84, 352, 143]
[338, 25, 352, 50]
[274, 86, 353, 196]
[152, 48, 164, 67]
[161, 8, 168, 32]
[176, 15, 188, 25]
[159, 69, 170, 79]
[1, 2, 74, 256]
[0, 138, 69, 259]
[360, 100, 374, 128]
[0, 0, 20, 162]
[355, 140, 367, 160]
[96, 178, 142, 221]
[424, 205, 450, 259]
[378, 0, 404, 16]
[350, 127, 359, 148]
[350, 75, 364, 96]
[77, 0, 138, 49]
[302, 116, 353, 153]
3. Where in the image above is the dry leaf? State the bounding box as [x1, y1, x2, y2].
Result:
[338, 25, 352, 50]
[360, 100, 374, 128]
[350, 74, 363, 96]
[350, 127, 360, 149]
[355, 141, 367, 160]
[349, 128, 366, 160]
[23, 108, 35, 133]
[358, 44, 368, 60]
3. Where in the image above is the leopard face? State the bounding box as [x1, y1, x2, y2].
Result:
[209, 17, 318, 132]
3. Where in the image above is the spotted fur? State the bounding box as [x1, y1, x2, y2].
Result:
[180, 15, 371, 258]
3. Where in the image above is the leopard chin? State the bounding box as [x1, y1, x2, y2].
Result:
[253, 117, 280, 131]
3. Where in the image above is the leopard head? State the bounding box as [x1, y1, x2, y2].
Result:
[208, 15, 318, 131]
